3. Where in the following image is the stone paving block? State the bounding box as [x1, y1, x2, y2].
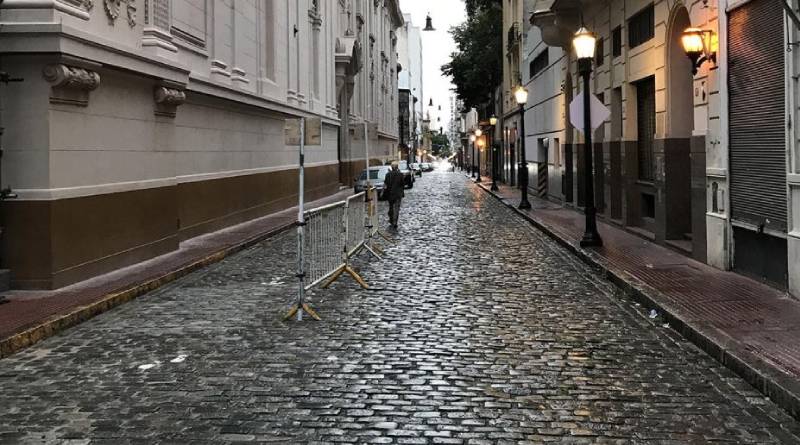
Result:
[0, 173, 798, 443]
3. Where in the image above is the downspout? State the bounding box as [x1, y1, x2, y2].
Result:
[719, 0, 732, 270]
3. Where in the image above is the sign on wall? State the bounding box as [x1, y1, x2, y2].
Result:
[285, 117, 322, 146]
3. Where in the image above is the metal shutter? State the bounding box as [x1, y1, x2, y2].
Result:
[728, 0, 787, 232]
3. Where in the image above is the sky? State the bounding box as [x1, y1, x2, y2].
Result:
[399, 0, 467, 134]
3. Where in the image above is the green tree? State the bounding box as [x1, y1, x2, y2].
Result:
[441, 1, 502, 110]
[430, 133, 450, 157]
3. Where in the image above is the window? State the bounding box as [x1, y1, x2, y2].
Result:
[595, 37, 605, 66]
[529, 48, 549, 79]
[628, 4, 654, 49]
[612, 26, 622, 57]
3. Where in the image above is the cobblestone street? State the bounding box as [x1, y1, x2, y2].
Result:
[2, 171, 800, 444]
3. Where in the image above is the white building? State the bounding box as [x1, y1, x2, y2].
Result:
[0, 0, 402, 289]
[397, 13, 424, 156]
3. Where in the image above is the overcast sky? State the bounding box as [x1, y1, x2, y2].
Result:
[399, 0, 467, 133]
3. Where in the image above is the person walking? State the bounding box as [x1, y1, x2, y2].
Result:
[384, 161, 405, 229]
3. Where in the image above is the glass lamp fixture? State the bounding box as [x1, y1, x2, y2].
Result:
[573, 27, 597, 60]
[474, 128, 483, 137]
[514, 86, 528, 106]
[469, 134, 476, 142]
[489, 115, 498, 126]
[682, 27, 716, 75]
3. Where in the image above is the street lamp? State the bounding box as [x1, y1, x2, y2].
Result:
[489, 115, 499, 191]
[475, 136, 484, 183]
[423, 12, 436, 31]
[514, 85, 531, 210]
[681, 27, 716, 75]
[573, 26, 603, 247]
[469, 133, 477, 178]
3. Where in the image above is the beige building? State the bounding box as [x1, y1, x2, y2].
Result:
[0, 0, 402, 289]
[500, 0, 529, 185]
[527, 0, 719, 262]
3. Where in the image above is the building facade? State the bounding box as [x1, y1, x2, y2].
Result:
[0, 0, 402, 289]
[397, 13, 424, 162]
[501, 0, 528, 186]
[525, 0, 800, 296]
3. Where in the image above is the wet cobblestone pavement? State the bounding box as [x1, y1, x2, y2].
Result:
[2, 171, 800, 444]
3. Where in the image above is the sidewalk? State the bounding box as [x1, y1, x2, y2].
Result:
[475, 178, 800, 420]
[0, 188, 354, 359]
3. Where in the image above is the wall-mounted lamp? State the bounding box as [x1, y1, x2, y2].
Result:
[682, 28, 716, 75]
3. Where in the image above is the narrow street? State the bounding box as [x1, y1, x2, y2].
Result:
[1, 171, 799, 444]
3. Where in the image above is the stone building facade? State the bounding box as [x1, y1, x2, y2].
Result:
[0, 0, 402, 289]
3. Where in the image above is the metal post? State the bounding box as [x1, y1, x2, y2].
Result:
[475, 140, 482, 183]
[518, 104, 531, 209]
[491, 132, 499, 191]
[471, 138, 476, 178]
[579, 58, 603, 247]
[285, 118, 320, 321]
[296, 118, 305, 321]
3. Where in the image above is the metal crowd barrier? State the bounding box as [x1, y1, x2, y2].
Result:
[302, 192, 369, 291]
[303, 200, 347, 289]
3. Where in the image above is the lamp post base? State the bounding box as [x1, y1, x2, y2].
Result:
[580, 208, 603, 247]
[580, 232, 603, 247]
[518, 198, 531, 210]
[491, 182, 499, 192]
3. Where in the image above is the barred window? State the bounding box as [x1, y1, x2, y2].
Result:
[628, 4, 654, 49]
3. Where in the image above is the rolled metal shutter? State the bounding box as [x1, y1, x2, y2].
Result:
[728, 0, 787, 232]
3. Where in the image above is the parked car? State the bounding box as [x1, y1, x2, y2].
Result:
[354, 166, 391, 199]
[410, 163, 423, 176]
[421, 162, 433, 172]
[398, 160, 414, 188]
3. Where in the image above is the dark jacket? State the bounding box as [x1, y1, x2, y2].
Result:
[384, 169, 405, 201]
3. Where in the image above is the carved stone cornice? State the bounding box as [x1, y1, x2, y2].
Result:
[154, 86, 186, 117]
[43, 64, 100, 106]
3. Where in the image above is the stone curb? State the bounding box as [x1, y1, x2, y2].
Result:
[475, 181, 800, 421]
[0, 221, 295, 360]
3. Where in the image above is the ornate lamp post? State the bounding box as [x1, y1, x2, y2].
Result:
[573, 27, 603, 247]
[514, 86, 531, 210]
[473, 128, 482, 179]
[475, 137, 485, 183]
[489, 115, 499, 191]
[469, 134, 476, 177]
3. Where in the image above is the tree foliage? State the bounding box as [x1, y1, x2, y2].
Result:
[442, 1, 502, 110]
[430, 133, 451, 157]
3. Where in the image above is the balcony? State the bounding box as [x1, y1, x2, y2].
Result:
[507, 22, 521, 53]
[530, 0, 584, 48]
